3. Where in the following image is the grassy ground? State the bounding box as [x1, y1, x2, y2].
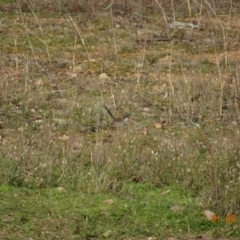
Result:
[1, 0, 240, 239]
[0, 184, 236, 240]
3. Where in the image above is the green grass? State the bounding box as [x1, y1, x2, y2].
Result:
[1, 184, 238, 239]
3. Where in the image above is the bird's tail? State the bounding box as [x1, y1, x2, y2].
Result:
[104, 105, 115, 120]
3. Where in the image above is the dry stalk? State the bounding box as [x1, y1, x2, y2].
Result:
[233, 66, 240, 122]
[171, 0, 176, 29]
[25, 54, 29, 89]
[13, 35, 19, 71]
[72, 36, 77, 73]
[68, 14, 92, 66]
[154, 0, 168, 25]
[206, 142, 218, 204]
[186, 0, 192, 17]
[216, 59, 224, 116]
[16, 0, 37, 62]
[110, 89, 116, 108]
[109, 3, 118, 63]
[204, 0, 233, 66]
[204, 0, 233, 117]
[19, 0, 52, 63]
[135, 32, 147, 91]
[168, 41, 175, 96]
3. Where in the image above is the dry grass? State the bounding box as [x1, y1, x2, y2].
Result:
[1, 0, 240, 238]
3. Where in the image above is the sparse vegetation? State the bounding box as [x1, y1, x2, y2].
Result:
[1, 0, 240, 239]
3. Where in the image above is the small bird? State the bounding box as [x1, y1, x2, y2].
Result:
[104, 105, 129, 128]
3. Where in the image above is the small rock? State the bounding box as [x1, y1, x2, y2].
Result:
[154, 122, 162, 129]
[58, 134, 69, 141]
[204, 210, 215, 221]
[56, 187, 67, 193]
[104, 199, 114, 205]
[136, 63, 144, 69]
[74, 64, 83, 72]
[98, 73, 110, 81]
[52, 118, 67, 125]
[170, 205, 185, 212]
